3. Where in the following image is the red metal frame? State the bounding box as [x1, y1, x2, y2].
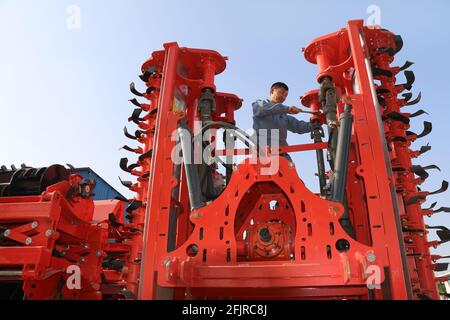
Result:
[133, 21, 443, 300]
[0, 20, 445, 300]
[0, 176, 125, 299]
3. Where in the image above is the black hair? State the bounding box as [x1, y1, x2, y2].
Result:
[270, 82, 289, 92]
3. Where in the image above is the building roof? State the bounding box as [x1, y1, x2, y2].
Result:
[75, 167, 127, 201]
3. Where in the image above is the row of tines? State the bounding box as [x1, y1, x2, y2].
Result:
[103, 62, 163, 299]
[369, 30, 449, 297]
[119, 63, 162, 217]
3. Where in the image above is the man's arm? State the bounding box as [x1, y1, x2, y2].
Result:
[252, 100, 289, 117]
[286, 115, 312, 134]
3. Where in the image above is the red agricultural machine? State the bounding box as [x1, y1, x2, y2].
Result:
[0, 20, 449, 300]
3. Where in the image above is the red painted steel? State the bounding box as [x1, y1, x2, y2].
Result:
[0, 20, 447, 300]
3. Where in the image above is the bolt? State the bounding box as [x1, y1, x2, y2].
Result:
[79, 257, 86, 264]
[83, 244, 89, 250]
[163, 259, 171, 268]
[367, 252, 377, 263]
[25, 237, 32, 245]
[95, 250, 102, 257]
[45, 229, 53, 237]
[31, 221, 38, 229]
[191, 211, 201, 220]
[3, 229, 11, 237]
[61, 251, 66, 257]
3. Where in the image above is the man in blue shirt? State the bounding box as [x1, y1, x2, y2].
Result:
[252, 82, 312, 161]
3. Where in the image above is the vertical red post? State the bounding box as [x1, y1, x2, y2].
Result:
[138, 43, 180, 299]
[346, 20, 412, 299]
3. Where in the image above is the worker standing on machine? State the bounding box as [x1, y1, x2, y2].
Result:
[252, 82, 314, 162]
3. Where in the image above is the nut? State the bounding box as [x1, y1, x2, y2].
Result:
[367, 252, 377, 263]
[191, 211, 201, 219]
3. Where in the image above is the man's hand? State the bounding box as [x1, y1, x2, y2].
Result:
[288, 106, 301, 114]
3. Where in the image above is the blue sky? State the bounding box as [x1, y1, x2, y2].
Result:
[0, 0, 449, 271]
